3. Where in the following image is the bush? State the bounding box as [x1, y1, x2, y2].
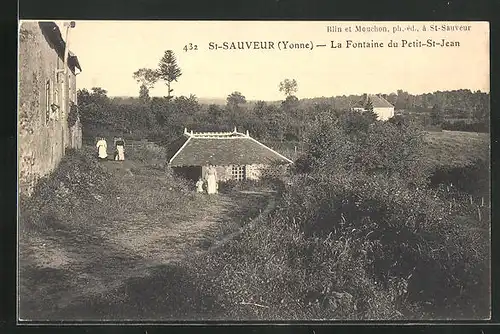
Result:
[192, 209, 405, 320]
[19, 147, 115, 233]
[442, 120, 489, 133]
[190, 110, 489, 319]
[125, 142, 167, 167]
[304, 111, 430, 186]
[265, 170, 487, 318]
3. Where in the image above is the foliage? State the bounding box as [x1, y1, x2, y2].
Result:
[441, 120, 489, 133]
[226, 91, 247, 109]
[67, 102, 79, 128]
[304, 111, 429, 186]
[132, 68, 160, 89]
[281, 96, 299, 111]
[279, 78, 298, 97]
[139, 84, 150, 101]
[157, 50, 182, 99]
[133, 68, 160, 100]
[60, 81, 492, 320]
[187, 106, 489, 319]
[430, 104, 444, 126]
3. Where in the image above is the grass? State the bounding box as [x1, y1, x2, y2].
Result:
[19, 144, 274, 320]
[423, 131, 489, 168]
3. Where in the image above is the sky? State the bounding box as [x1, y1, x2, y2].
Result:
[34, 20, 490, 100]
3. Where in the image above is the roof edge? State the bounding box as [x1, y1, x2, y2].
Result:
[168, 136, 192, 165]
[247, 137, 293, 164]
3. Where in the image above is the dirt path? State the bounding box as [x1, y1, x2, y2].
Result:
[19, 155, 274, 320]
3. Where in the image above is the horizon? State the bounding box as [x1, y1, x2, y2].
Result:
[23, 20, 489, 100]
[106, 87, 490, 102]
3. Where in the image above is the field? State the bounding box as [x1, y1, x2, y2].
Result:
[264, 131, 490, 170]
[18, 145, 274, 320]
[423, 131, 489, 168]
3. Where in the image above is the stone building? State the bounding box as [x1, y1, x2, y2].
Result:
[18, 21, 82, 196]
[168, 128, 293, 181]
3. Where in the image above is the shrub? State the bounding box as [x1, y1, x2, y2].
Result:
[125, 142, 167, 167]
[192, 113, 489, 319]
[442, 120, 489, 133]
[272, 171, 489, 318]
[191, 211, 404, 320]
[19, 147, 115, 233]
[303, 112, 430, 186]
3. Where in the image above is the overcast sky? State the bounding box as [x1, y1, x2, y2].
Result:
[37, 20, 490, 100]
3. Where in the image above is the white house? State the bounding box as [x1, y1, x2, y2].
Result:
[352, 94, 395, 121]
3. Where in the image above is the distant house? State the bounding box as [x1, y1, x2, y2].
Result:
[18, 21, 83, 196]
[168, 128, 293, 181]
[352, 94, 395, 121]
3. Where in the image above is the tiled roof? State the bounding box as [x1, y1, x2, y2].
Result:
[168, 131, 293, 167]
[353, 94, 394, 109]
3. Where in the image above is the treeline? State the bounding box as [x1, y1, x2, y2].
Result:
[77, 87, 489, 146]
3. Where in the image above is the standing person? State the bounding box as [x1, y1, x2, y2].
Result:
[206, 165, 218, 194]
[115, 137, 125, 161]
[196, 177, 204, 193]
[96, 137, 108, 161]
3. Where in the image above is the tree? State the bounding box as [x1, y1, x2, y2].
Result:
[430, 104, 444, 126]
[208, 104, 223, 121]
[253, 101, 267, 118]
[363, 97, 378, 122]
[282, 95, 300, 111]
[226, 91, 247, 108]
[279, 79, 298, 98]
[139, 85, 150, 101]
[133, 68, 160, 101]
[157, 50, 182, 100]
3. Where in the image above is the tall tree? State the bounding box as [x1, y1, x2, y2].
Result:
[226, 91, 247, 109]
[362, 97, 378, 122]
[279, 79, 298, 98]
[133, 68, 159, 100]
[157, 50, 182, 100]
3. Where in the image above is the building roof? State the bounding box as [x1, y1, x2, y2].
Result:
[168, 128, 293, 167]
[38, 21, 82, 74]
[353, 94, 393, 109]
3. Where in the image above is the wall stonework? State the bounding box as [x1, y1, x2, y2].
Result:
[18, 22, 82, 197]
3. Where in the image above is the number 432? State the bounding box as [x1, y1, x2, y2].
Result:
[183, 43, 198, 52]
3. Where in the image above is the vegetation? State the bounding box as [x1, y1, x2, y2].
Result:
[132, 68, 160, 101]
[188, 111, 489, 320]
[19, 145, 273, 320]
[279, 78, 298, 98]
[226, 91, 247, 109]
[61, 81, 491, 320]
[157, 50, 182, 100]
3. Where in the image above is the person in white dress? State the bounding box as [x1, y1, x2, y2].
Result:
[96, 137, 108, 160]
[206, 165, 218, 194]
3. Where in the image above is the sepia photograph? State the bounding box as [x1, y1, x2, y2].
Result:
[17, 20, 490, 322]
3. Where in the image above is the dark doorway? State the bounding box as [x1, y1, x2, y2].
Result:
[172, 166, 202, 181]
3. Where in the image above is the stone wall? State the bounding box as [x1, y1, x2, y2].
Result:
[18, 21, 82, 196]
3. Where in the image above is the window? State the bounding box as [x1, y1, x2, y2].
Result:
[45, 80, 51, 124]
[232, 165, 246, 181]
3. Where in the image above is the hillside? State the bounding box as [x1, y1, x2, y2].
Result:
[424, 131, 489, 168]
